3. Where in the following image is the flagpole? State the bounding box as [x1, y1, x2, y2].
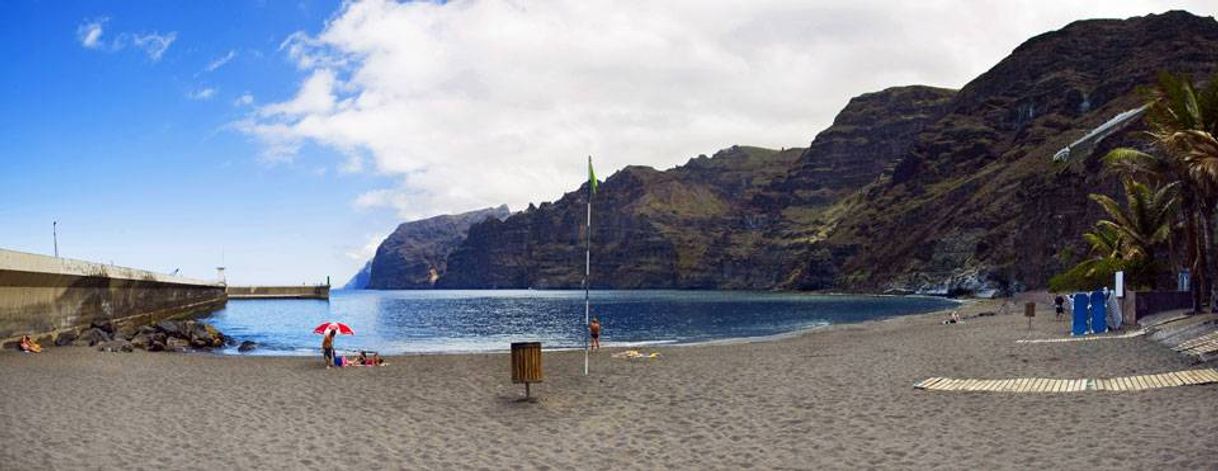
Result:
[584, 156, 592, 376]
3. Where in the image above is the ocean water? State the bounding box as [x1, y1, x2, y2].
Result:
[202, 290, 958, 356]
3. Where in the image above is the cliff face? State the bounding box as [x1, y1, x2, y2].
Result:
[439, 83, 952, 289]
[823, 10, 1218, 294]
[373, 11, 1218, 294]
[439, 149, 803, 288]
[771, 86, 956, 207]
[344, 261, 372, 289]
[366, 205, 510, 289]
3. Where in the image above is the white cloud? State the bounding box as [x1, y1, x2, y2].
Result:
[233, 93, 255, 107]
[76, 17, 108, 49]
[205, 50, 238, 72]
[187, 87, 217, 100]
[75, 17, 176, 62]
[238, 0, 1218, 221]
[354, 188, 412, 212]
[345, 232, 386, 261]
[131, 32, 176, 61]
[259, 69, 341, 117]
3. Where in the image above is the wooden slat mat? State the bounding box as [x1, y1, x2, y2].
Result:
[1016, 329, 1147, 344]
[1175, 331, 1218, 356]
[914, 368, 1218, 393]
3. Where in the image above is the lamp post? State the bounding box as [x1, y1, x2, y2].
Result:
[52, 221, 58, 258]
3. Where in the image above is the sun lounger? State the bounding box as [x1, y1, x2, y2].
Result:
[1090, 290, 1107, 334]
[1072, 293, 1089, 336]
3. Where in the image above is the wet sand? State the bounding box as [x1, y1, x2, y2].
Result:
[1, 300, 1215, 469]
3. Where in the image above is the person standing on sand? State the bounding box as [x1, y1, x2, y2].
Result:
[589, 317, 602, 351]
[322, 329, 336, 368]
[1054, 294, 1066, 321]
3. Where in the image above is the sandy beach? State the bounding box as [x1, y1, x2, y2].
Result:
[2, 300, 1215, 470]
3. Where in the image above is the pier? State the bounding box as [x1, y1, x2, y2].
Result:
[0, 249, 227, 344]
[226, 285, 330, 300]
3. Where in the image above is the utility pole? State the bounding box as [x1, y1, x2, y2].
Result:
[52, 221, 59, 258]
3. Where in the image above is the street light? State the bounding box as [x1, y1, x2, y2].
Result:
[52, 221, 58, 258]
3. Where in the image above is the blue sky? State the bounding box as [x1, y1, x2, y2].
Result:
[1, 1, 402, 285]
[2, 1, 1214, 285]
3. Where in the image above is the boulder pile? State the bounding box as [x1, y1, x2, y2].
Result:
[55, 319, 234, 353]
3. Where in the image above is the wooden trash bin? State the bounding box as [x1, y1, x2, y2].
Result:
[511, 342, 543, 398]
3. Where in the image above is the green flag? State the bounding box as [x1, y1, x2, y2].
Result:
[587, 156, 597, 195]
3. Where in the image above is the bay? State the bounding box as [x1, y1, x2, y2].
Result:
[203, 290, 958, 355]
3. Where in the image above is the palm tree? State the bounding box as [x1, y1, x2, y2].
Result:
[1089, 179, 1178, 287]
[1104, 72, 1218, 311]
[1104, 145, 1201, 305]
[1177, 77, 1218, 303]
[1176, 76, 1218, 311]
[1051, 179, 1176, 291]
[1050, 223, 1126, 293]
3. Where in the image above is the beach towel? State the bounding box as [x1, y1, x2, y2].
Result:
[1106, 293, 1123, 330]
[1072, 293, 1089, 336]
[1089, 290, 1107, 334]
[611, 350, 660, 360]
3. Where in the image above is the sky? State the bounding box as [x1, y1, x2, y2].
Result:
[2, 0, 1216, 285]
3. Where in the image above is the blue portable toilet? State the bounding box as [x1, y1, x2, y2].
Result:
[1089, 290, 1107, 334]
[1072, 293, 1089, 336]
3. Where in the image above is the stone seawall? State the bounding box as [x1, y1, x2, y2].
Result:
[0, 249, 227, 343]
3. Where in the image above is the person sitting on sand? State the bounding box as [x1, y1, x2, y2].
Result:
[322, 330, 336, 369]
[942, 311, 961, 325]
[370, 352, 384, 366]
[589, 317, 602, 351]
[357, 351, 368, 366]
[19, 335, 42, 353]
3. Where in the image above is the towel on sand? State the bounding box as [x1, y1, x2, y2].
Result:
[611, 350, 660, 360]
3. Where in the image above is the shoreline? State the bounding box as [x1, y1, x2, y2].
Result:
[209, 296, 966, 357]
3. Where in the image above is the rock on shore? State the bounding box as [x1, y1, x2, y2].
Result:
[49, 318, 233, 353]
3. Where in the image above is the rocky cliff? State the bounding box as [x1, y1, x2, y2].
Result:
[439, 147, 802, 288]
[375, 11, 1218, 295]
[366, 205, 510, 289]
[344, 261, 372, 290]
[821, 10, 1218, 295]
[439, 82, 952, 289]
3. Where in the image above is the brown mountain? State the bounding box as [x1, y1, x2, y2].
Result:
[385, 11, 1218, 295]
[820, 10, 1218, 295]
[438, 83, 952, 289]
[366, 205, 510, 289]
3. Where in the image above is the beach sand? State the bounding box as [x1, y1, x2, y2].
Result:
[2, 300, 1215, 470]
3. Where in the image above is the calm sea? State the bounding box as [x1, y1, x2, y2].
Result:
[202, 290, 958, 356]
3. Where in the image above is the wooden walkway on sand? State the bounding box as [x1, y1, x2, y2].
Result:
[914, 368, 1218, 393]
[1175, 331, 1218, 357]
[1015, 329, 1147, 344]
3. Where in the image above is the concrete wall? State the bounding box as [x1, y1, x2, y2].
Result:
[0, 249, 227, 342]
[226, 285, 329, 299]
[1133, 290, 1192, 321]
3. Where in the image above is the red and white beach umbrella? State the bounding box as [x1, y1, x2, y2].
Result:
[313, 322, 354, 335]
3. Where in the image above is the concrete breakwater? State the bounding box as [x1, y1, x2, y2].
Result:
[0, 249, 226, 345]
[226, 285, 329, 299]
